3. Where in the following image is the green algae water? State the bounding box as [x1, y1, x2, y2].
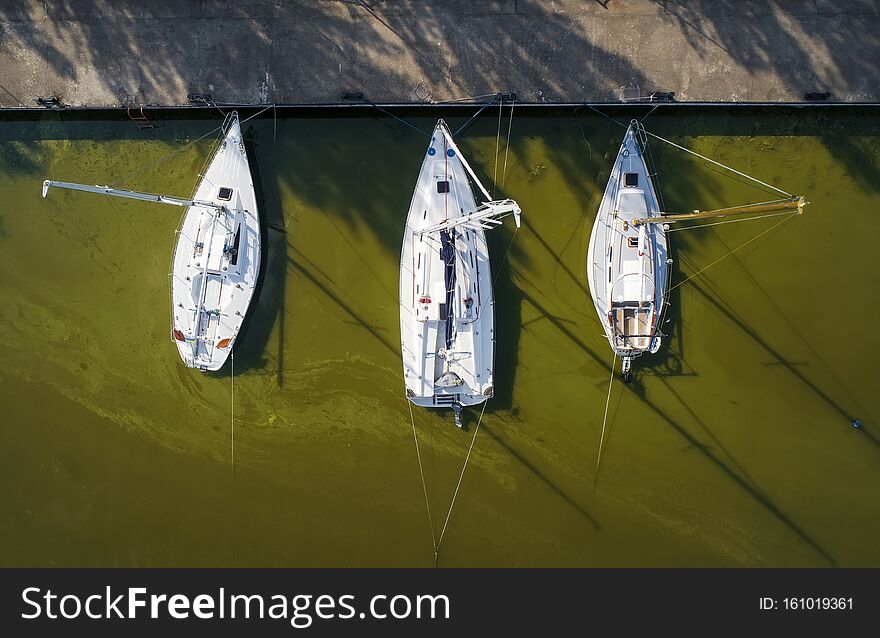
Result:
[1, 106, 878, 567]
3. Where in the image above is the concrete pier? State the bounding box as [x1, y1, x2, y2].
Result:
[1, 1, 878, 107]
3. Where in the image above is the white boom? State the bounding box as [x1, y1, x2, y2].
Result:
[418, 199, 521, 234]
[41, 180, 226, 212]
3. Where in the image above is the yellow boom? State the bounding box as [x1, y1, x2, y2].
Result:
[632, 195, 807, 226]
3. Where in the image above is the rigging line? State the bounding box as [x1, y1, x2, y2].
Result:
[643, 135, 666, 212]
[667, 213, 797, 294]
[470, 224, 520, 331]
[661, 222, 779, 327]
[453, 93, 501, 137]
[665, 209, 799, 233]
[493, 96, 503, 197]
[578, 103, 629, 130]
[436, 399, 488, 555]
[408, 398, 438, 557]
[491, 226, 520, 288]
[687, 152, 785, 198]
[595, 351, 617, 480]
[643, 130, 793, 197]
[231, 350, 235, 475]
[110, 123, 225, 187]
[207, 96, 227, 120]
[363, 100, 431, 137]
[240, 103, 277, 124]
[109, 106, 271, 190]
[500, 99, 515, 189]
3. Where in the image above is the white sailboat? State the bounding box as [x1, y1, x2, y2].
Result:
[587, 122, 669, 383]
[587, 120, 806, 382]
[399, 119, 521, 427]
[42, 111, 261, 372]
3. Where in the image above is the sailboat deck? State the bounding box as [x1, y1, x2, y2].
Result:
[400, 122, 495, 408]
[170, 116, 260, 371]
[586, 124, 668, 360]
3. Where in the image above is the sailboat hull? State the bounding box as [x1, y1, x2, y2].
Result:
[399, 121, 495, 411]
[587, 124, 669, 367]
[170, 114, 261, 371]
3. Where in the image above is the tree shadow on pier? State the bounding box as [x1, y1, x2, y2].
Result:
[657, 1, 879, 103]
[0, 1, 656, 107]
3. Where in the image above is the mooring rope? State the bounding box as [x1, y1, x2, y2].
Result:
[595, 351, 617, 478]
[110, 104, 277, 189]
[435, 399, 488, 564]
[578, 103, 628, 130]
[453, 93, 503, 137]
[407, 399, 438, 560]
[493, 97, 503, 197]
[665, 208, 799, 233]
[207, 96, 227, 120]
[364, 100, 431, 137]
[240, 102, 278, 124]
[640, 102, 664, 122]
[667, 212, 798, 294]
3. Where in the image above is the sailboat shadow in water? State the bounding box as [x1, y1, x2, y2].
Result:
[481, 423, 602, 531]
[626, 375, 837, 565]
[517, 268, 836, 564]
[686, 277, 879, 449]
[475, 228, 524, 421]
[214, 123, 289, 384]
[632, 252, 697, 381]
[287, 248, 399, 363]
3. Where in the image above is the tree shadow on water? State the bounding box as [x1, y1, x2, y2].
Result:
[626, 374, 837, 565]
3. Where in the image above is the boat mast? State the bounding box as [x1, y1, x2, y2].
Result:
[632, 195, 806, 226]
[438, 123, 492, 202]
[437, 121, 522, 228]
[42, 180, 227, 212]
